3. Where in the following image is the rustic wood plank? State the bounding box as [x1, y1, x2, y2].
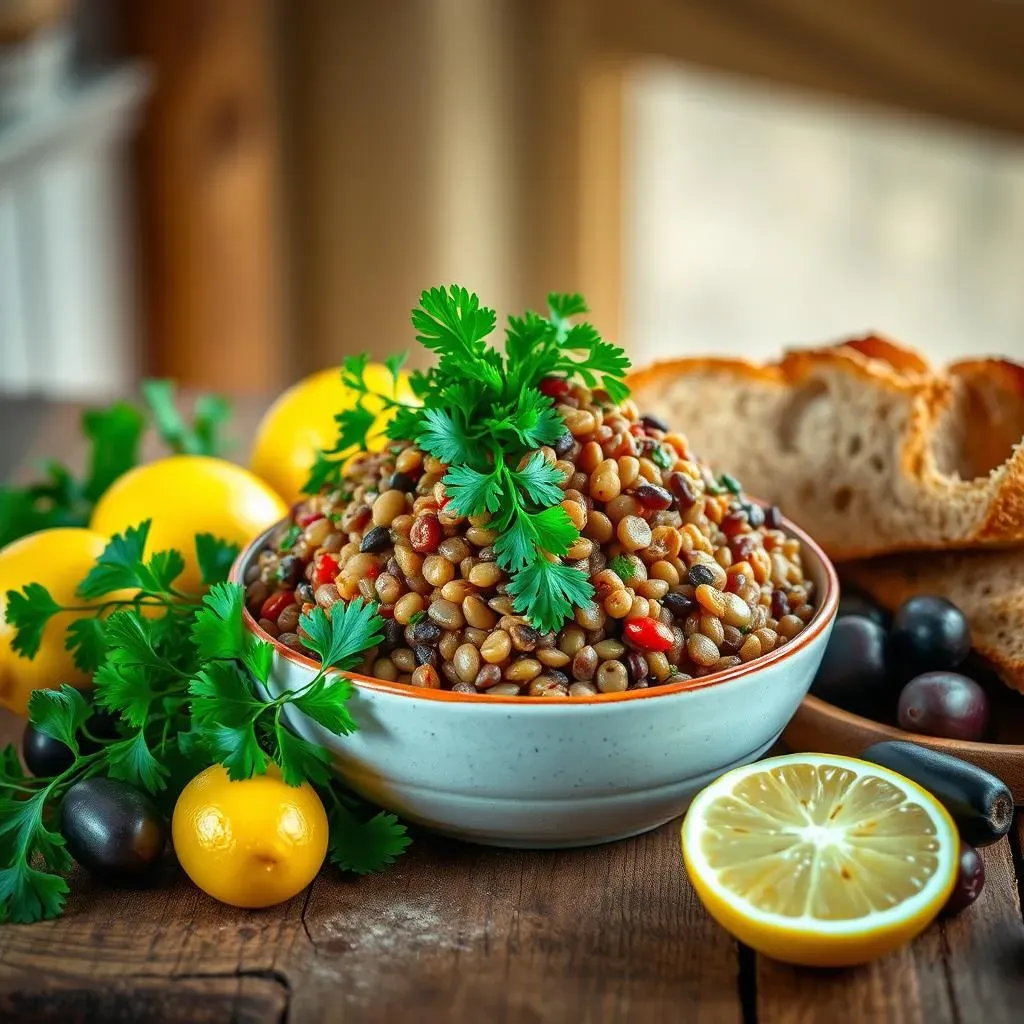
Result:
[0, 974, 288, 1024]
[0, 758, 743, 1024]
[756, 833, 1024, 1024]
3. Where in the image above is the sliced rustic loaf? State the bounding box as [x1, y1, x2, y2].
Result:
[627, 338, 1024, 561]
[841, 550, 1024, 693]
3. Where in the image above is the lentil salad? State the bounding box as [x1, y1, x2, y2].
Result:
[244, 388, 815, 698]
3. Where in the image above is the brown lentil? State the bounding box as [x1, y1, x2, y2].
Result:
[596, 660, 628, 693]
[453, 643, 480, 683]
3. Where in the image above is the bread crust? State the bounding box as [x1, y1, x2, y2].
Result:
[627, 336, 1024, 561]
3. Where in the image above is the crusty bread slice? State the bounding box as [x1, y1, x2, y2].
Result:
[842, 550, 1024, 693]
[627, 338, 1024, 561]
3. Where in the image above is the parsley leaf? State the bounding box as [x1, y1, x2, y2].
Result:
[416, 407, 477, 468]
[510, 453, 566, 508]
[608, 554, 637, 582]
[195, 534, 240, 586]
[142, 379, 232, 456]
[547, 292, 588, 322]
[275, 726, 332, 787]
[0, 791, 71, 923]
[443, 465, 502, 517]
[191, 582, 246, 661]
[527, 505, 578, 559]
[105, 729, 170, 794]
[76, 522, 150, 598]
[64, 617, 107, 673]
[3, 583, 61, 659]
[327, 804, 411, 875]
[102, 611, 171, 673]
[92, 661, 154, 728]
[27, 686, 91, 757]
[137, 549, 186, 595]
[326, 403, 378, 457]
[292, 677, 357, 736]
[299, 599, 384, 672]
[81, 403, 146, 502]
[507, 558, 595, 634]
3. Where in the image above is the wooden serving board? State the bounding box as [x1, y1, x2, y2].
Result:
[784, 693, 1024, 803]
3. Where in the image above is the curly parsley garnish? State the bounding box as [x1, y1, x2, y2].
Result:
[1, 522, 408, 924]
[308, 286, 631, 633]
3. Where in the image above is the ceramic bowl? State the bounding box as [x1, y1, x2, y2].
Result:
[232, 516, 839, 848]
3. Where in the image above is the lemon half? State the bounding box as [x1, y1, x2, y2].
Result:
[682, 753, 959, 967]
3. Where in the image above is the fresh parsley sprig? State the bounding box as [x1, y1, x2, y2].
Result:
[0, 382, 232, 549]
[308, 286, 632, 632]
[1, 523, 407, 923]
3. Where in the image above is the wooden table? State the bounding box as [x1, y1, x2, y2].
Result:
[2, 397, 1024, 1023]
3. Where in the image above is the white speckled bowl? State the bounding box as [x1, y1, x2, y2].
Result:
[232, 517, 839, 848]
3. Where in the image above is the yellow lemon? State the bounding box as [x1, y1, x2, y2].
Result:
[172, 764, 329, 908]
[681, 753, 959, 967]
[90, 455, 287, 595]
[0, 528, 116, 715]
[250, 363, 417, 505]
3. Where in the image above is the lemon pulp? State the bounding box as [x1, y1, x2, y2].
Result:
[682, 754, 959, 966]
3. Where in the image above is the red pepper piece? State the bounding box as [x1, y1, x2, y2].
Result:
[296, 511, 325, 528]
[260, 590, 296, 622]
[624, 616, 674, 652]
[313, 554, 340, 587]
[538, 376, 570, 399]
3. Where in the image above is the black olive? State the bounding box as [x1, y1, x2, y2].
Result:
[764, 505, 783, 530]
[838, 589, 890, 630]
[663, 592, 696, 620]
[23, 700, 121, 778]
[942, 841, 985, 917]
[60, 778, 167, 877]
[275, 555, 304, 587]
[22, 724, 76, 777]
[860, 741, 1012, 847]
[381, 617, 405, 651]
[742, 502, 765, 529]
[388, 471, 416, 492]
[640, 413, 670, 433]
[413, 644, 437, 668]
[890, 595, 971, 673]
[897, 672, 990, 742]
[810, 615, 889, 715]
[687, 564, 716, 588]
[360, 525, 391, 553]
[295, 581, 315, 605]
[553, 431, 575, 457]
[412, 620, 442, 644]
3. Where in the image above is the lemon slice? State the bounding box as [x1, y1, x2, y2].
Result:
[682, 754, 959, 966]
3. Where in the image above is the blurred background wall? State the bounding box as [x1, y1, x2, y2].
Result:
[1, 0, 1023, 398]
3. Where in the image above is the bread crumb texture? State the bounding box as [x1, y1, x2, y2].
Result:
[627, 336, 1024, 562]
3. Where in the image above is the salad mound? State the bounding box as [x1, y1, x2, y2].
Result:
[246, 287, 814, 695]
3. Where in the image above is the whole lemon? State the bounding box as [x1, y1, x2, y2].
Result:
[250, 364, 417, 505]
[90, 456, 287, 595]
[172, 764, 329, 908]
[0, 527, 114, 715]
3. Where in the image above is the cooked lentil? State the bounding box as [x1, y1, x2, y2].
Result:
[247, 386, 816, 695]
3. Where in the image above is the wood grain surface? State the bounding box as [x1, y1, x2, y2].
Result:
[1, 398, 1023, 1023]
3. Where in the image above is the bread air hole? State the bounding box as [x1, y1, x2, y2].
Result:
[778, 380, 828, 454]
[847, 435, 863, 457]
[833, 487, 853, 512]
